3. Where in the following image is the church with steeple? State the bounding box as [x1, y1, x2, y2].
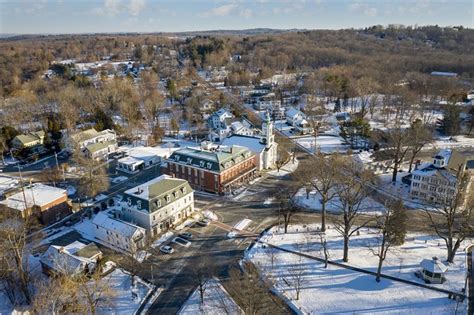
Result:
[221, 111, 278, 171]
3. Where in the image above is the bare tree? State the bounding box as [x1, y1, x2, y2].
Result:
[376, 123, 411, 182]
[306, 152, 342, 232]
[425, 168, 474, 263]
[407, 119, 433, 173]
[287, 255, 306, 301]
[318, 234, 330, 269]
[276, 185, 299, 234]
[190, 254, 214, 304]
[73, 152, 110, 200]
[226, 262, 279, 315]
[369, 199, 407, 282]
[0, 212, 42, 306]
[76, 271, 116, 315]
[334, 160, 377, 262]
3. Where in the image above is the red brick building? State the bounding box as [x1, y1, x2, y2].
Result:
[0, 184, 72, 225]
[165, 143, 257, 194]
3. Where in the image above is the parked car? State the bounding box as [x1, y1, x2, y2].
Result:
[172, 237, 191, 247]
[159, 245, 174, 254]
[197, 219, 210, 226]
[179, 232, 193, 240]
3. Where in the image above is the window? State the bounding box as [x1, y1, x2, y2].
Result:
[166, 195, 171, 203]
[137, 200, 142, 209]
[187, 157, 192, 164]
[413, 182, 419, 187]
[174, 155, 180, 161]
[430, 186, 436, 191]
[173, 191, 178, 198]
[200, 161, 205, 168]
[157, 199, 161, 207]
[207, 162, 212, 169]
[127, 197, 132, 206]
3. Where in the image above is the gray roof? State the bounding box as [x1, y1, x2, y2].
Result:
[168, 145, 254, 173]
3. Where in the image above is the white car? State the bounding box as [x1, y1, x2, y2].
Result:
[159, 245, 174, 254]
[172, 237, 191, 247]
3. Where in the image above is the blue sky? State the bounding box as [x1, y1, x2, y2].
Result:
[0, 0, 473, 34]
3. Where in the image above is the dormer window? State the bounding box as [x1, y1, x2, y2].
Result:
[207, 162, 212, 169]
[181, 187, 186, 194]
[174, 155, 180, 161]
[173, 191, 178, 198]
[187, 157, 192, 164]
[200, 161, 205, 168]
[127, 197, 132, 206]
[166, 195, 171, 203]
[137, 200, 142, 210]
[155, 199, 161, 208]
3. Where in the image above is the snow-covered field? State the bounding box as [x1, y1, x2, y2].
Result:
[268, 158, 299, 177]
[295, 135, 349, 154]
[178, 278, 242, 315]
[96, 268, 153, 314]
[294, 188, 386, 215]
[247, 224, 471, 314]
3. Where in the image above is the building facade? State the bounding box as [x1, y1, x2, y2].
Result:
[165, 144, 257, 194]
[0, 184, 72, 225]
[65, 128, 118, 160]
[410, 149, 473, 206]
[118, 175, 194, 236]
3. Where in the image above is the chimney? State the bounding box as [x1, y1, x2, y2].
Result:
[432, 256, 438, 262]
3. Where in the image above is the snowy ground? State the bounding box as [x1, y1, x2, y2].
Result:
[178, 278, 242, 315]
[268, 158, 299, 177]
[97, 268, 153, 315]
[294, 135, 349, 154]
[295, 188, 386, 215]
[247, 224, 471, 314]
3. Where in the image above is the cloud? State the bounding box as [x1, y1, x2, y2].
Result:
[200, 3, 238, 17]
[90, 0, 146, 16]
[239, 8, 253, 18]
[129, 0, 146, 16]
[349, 1, 377, 17]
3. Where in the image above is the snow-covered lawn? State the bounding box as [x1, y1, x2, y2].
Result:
[295, 135, 349, 154]
[247, 224, 471, 314]
[268, 158, 299, 177]
[98, 268, 153, 314]
[178, 278, 242, 315]
[295, 188, 385, 215]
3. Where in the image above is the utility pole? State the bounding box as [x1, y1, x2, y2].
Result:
[54, 151, 60, 170]
[17, 163, 28, 211]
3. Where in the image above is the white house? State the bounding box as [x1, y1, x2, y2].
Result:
[40, 241, 102, 276]
[222, 113, 278, 171]
[118, 175, 194, 236]
[116, 147, 161, 174]
[92, 211, 146, 253]
[285, 108, 306, 126]
[65, 128, 118, 160]
[410, 149, 473, 205]
[208, 108, 233, 130]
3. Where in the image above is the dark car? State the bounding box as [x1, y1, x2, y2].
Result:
[179, 232, 193, 240]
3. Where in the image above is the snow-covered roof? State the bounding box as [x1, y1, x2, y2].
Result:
[0, 184, 66, 211]
[41, 241, 101, 275]
[0, 175, 19, 196]
[92, 211, 145, 238]
[420, 257, 448, 274]
[124, 174, 188, 201]
[118, 156, 144, 167]
[221, 135, 265, 154]
[285, 107, 304, 118]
